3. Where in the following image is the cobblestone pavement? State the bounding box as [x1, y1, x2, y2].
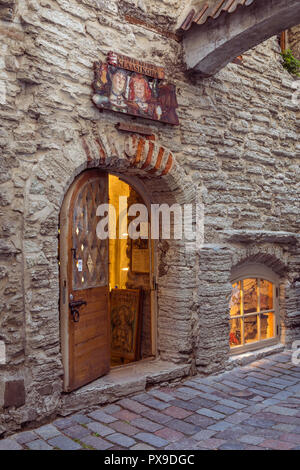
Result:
[1, 351, 300, 450]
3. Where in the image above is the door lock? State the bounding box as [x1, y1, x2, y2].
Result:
[69, 299, 87, 323]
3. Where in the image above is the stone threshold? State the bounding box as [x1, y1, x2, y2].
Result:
[226, 343, 285, 370]
[60, 359, 191, 416]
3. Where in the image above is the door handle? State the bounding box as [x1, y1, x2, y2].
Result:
[69, 299, 87, 323]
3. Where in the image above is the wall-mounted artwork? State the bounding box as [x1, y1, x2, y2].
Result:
[92, 52, 179, 125]
[131, 238, 150, 274]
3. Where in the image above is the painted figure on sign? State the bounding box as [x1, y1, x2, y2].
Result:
[157, 82, 179, 125]
[92, 64, 128, 113]
[128, 74, 162, 120]
[109, 69, 128, 112]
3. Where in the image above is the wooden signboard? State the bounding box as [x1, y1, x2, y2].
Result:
[92, 53, 179, 125]
[110, 288, 142, 362]
[116, 122, 154, 137]
[107, 52, 165, 80]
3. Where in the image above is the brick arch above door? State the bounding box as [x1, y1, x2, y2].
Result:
[79, 124, 197, 207]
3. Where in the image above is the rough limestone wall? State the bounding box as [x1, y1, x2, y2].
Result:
[183, 35, 300, 373]
[0, 0, 299, 431]
[195, 245, 233, 374]
[118, 0, 184, 26]
[284, 247, 300, 346]
[0, 0, 29, 435]
[289, 25, 300, 59]
[183, 40, 299, 238]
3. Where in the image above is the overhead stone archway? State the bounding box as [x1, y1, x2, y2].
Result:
[182, 0, 300, 76]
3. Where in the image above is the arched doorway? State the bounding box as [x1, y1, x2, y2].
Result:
[59, 169, 155, 392]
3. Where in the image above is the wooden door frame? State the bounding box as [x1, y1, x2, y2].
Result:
[60, 173, 74, 391]
[60, 169, 157, 392]
[109, 171, 158, 360]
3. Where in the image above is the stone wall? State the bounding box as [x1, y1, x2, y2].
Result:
[289, 25, 300, 58]
[0, 0, 299, 434]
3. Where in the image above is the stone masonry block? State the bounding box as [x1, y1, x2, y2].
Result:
[0, 378, 26, 409]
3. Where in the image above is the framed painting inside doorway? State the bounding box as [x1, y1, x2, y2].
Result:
[110, 288, 142, 363]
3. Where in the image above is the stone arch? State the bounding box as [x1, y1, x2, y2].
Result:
[80, 125, 197, 206]
[183, 0, 300, 76]
[22, 123, 199, 407]
[231, 247, 289, 278]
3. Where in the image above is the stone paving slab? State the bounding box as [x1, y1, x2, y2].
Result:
[1, 351, 300, 450]
[34, 424, 61, 440]
[87, 410, 118, 423]
[130, 417, 163, 432]
[26, 439, 53, 450]
[0, 439, 23, 450]
[47, 435, 82, 450]
[80, 435, 113, 450]
[106, 433, 136, 448]
[13, 431, 38, 445]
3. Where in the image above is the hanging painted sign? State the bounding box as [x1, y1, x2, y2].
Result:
[92, 53, 179, 125]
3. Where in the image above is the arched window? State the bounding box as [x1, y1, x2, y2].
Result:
[229, 264, 280, 354]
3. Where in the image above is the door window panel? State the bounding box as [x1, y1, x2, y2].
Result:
[73, 178, 108, 290]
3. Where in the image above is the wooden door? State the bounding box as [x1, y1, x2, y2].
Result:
[60, 170, 110, 392]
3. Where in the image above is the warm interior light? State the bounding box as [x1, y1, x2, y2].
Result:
[230, 278, 276, 349]
[76, 227, 79, 235]
[81, 244, 84, 251]
[121, 267, 129, 271]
